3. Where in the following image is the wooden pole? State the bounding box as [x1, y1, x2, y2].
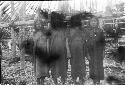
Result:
[11, 1, 16, 58]
[20, 1, 26, 70]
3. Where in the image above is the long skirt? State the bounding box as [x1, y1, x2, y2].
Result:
[50, 29, 67, 83]
[85, 28, 105, 82]
[36, 58, 49, 85]
[88, 44, 104, 82]
[34, 31, 49, 85]
[69, 28, 86, 81]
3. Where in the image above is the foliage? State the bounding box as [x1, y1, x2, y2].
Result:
[105, 2, 125, 17]
[0, 27, 11, 40]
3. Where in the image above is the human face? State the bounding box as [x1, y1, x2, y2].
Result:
[90, 18, 98, 28]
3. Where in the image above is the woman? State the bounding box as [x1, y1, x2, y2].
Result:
[85, 17, 105, 84]
[69, 27, 86, 84]
[50, 29, 67, 84]
[34, 9, 68, 85]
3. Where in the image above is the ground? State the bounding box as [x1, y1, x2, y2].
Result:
[1, 42, 125, 85]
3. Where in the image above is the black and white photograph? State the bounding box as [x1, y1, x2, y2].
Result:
[0, 0, 125, 85]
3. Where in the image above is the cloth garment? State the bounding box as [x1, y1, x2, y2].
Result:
[69, 28, 86, 81]
[83, 27, 105, 82]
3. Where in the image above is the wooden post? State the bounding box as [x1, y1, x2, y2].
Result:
[20, 1, 26, 70]
[11, 1, 16, 58]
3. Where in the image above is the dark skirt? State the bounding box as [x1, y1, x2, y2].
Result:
[88, 44, 104, 82]
[50, 29, 67, 82]
[85, 28, 105, 82]
[34, 31, 49, 79]
[69, 28, 86, 81]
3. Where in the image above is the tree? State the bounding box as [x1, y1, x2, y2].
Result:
[105, 2, 125, 17]
[115, 2, 125, 16]
[105, 5, 113, 16]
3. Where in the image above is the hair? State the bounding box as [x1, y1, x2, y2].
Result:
[37, 9, 67, 29]
[37, 8, 95, 29]
[50, 11, 67, 29]
[70, 11, 94, 28]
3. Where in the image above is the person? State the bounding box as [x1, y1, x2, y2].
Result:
[68, 12, 94, 84]
[34, 8, 68, 85]
[69, 27, 86, 84]
[34, 31, 49, 85]
[84, 17, 105, 84]
[49, 28, 67, 84]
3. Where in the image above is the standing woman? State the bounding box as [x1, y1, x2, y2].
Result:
[69, 27, 86, 84]
[33, 31, 49, 85]
[33, 8, 50, 85]
[68, 12, 92, 84]
[85, 17, 105, 84]
[34, 8, 68, 84]
[50, 29, 67, 84]
[49, 11, 68, 84]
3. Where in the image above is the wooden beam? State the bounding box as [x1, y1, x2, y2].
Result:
[0, 20, 35, 28]
[15, 20, 34, 26]
[0, 19, 50, 28]
[103, 17, 125, 20]
[104, 22, 125, 25]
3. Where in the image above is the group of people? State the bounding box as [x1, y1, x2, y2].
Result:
[20, 8, 105, 85]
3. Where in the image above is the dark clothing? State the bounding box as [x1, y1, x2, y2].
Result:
[33, 29, 68, 84]
[84, 27, 105, 82]
[33, 31, 49, 79]
[49, 29, 67, 83]
[69, 28, 86, 81]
